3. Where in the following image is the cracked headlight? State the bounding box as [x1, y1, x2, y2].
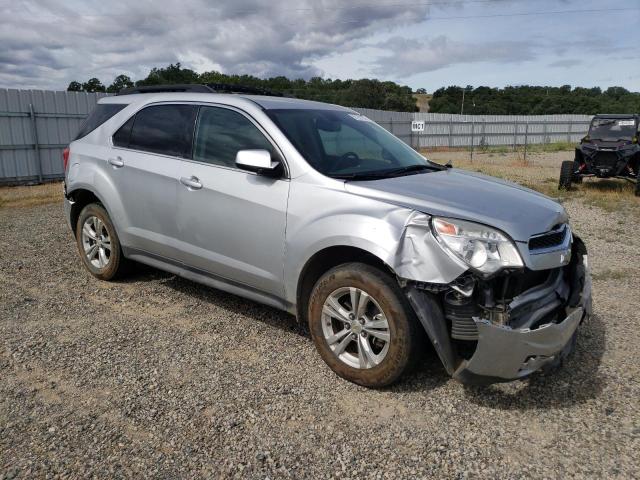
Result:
[431, 217, 523, 275]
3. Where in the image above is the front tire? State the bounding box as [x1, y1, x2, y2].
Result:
[559, 160, 574, 190]
[308, 263, 420, 388]
[75, 203, 128, 280]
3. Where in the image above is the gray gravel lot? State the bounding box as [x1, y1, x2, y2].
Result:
[1, 196, 639, 479]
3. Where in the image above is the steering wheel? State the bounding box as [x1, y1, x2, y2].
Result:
[329, 151, 361, 171]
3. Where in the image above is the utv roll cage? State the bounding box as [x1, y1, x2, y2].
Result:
[558, 113, 640, 196]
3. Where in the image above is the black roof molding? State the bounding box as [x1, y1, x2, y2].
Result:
[116, 84, 214, 95]
[206, 83, 283, 96]
[116, 83, 283, 97]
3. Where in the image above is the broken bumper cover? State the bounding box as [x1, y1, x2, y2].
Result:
[452, 260, 592, 385]
[452, 307, 584, 384]
[406, 237, 593, 385]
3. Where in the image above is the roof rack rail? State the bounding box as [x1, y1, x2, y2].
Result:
[116, 84, 214, 95]
[206, 83, 283, 97]
[116, 83, 284, 97]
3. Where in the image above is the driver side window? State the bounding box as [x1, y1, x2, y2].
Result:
[318, 123, 385, 162]
[193, 106, 274, 168]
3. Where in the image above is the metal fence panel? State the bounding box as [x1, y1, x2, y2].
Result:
[0, 89, 107, 184]
[1, 89, 595, 185]
[353, 109, 592, 149]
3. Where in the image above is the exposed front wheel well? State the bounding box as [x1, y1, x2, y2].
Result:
[295, 246, 395, 323]
[68, 189, 101, 237]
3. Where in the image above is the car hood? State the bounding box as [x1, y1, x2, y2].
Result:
[344, 168, 567, 242]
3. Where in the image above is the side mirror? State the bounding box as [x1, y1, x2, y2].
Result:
[235, 149, 281, 176]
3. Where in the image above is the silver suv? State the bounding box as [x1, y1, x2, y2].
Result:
[64, 86, 592, 387]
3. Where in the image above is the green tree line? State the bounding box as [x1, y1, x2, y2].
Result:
[429, 85, 640, 115]
[67, 64, 640, 114]
[66, 63, 417, 112]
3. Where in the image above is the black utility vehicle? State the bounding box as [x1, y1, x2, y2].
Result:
[559, 114, 640, 196]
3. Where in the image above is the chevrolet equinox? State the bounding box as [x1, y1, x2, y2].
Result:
[63, 85, 592, 387]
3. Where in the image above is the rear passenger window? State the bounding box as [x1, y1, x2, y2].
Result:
[75, 103, 128, 140]
[193, 107, 274, 167]
[112, 116, 135, 148]
[128, 104, 197, 158]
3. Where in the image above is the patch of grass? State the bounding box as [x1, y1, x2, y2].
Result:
[592, 268, 632, 281]
[466, 142, 574, 155]
[525, 141, 575, 153]
[0, 182, 63, 208]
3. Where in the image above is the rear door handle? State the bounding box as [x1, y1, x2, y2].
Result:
[108, 157, 124, 168]
[180, 176, 202, 190]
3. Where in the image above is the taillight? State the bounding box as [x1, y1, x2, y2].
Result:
[63, 147, 70, 171]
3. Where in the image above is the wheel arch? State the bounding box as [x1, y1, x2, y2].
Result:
[67, 187, 108, 237]
[295, 245, 396, 324]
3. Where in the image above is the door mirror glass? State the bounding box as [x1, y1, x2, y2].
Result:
[235, 149, 280, 175]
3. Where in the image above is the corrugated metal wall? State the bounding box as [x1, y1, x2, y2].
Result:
[0, 88, 593, 185]
[354, 108, 592, 149]
[0, 89, 107, 184]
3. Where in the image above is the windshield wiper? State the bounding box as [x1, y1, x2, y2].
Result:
[330, 164, 439, 181]
[378, 164, 439, 177]
[329, 172, 394, 180]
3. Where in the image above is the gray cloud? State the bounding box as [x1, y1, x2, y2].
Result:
[369, 35, 535, 77]
[548, 59, 583, 68]
[0, 0, 430, 89]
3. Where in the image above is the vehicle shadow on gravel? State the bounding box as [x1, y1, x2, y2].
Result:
[462, 314, 607, 410]
[123, 263, 309, 337]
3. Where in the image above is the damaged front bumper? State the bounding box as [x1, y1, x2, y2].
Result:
[452, 306, 584, 384]
[406, 236, 592, 385]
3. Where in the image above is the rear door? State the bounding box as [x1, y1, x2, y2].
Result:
[175, 105, 289, 297]
[110, 103, 197, 259]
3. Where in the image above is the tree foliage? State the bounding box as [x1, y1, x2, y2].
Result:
[81, 77, 106, 93]
[106, 75, 134, 93]
[66, 64, 640, 114]
[429, 85, 640, 115]
[66, 63, 417, 111]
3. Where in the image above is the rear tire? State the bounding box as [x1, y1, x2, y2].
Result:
[308, 263, 421, 388]
[559, 160, 574, 190]
[75, 203, 128, 281]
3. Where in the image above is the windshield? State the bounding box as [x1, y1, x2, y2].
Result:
[266, 109, 439, 179]
[588, 117, 637, 141]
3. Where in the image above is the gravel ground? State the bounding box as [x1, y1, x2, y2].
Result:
[1, 190, 639, 478]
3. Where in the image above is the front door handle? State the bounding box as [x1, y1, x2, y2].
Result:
[108, 157, 124, 168]
[180, 176, 202, 190]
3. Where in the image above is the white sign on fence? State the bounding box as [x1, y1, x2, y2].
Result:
[411, 120, 425, 133]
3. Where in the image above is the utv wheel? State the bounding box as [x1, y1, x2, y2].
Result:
[75, 203, 128, 280]
[308, 263, 420, 388]
[559, 160, 574, 190]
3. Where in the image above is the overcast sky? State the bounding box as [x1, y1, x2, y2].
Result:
[1, 0, 639, 91]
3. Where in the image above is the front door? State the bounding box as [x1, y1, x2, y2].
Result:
[175, 105, 289, 298]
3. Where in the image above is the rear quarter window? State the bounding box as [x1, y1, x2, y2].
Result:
[127, 104, 198, 158]
[75, 103, 128, 140]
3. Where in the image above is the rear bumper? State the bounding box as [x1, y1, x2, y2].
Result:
[63, 195, 73, 232]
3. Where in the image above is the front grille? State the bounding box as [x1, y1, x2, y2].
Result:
[529, 226, 566, 251]
[592, 151, 618, 169]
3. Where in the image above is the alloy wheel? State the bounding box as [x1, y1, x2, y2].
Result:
[81, 215, 111, 269]
[321, 287, 391, 369]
